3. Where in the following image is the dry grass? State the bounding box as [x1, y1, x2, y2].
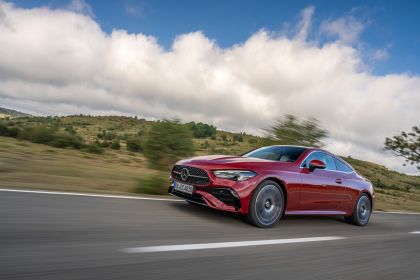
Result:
[0, 136, 156, 194]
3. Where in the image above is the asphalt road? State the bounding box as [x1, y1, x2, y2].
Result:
[1, 189, 420, 280]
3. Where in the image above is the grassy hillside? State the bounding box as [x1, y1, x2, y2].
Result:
[0, 115, 419, 211]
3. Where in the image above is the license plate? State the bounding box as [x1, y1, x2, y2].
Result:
[173, 182, 194, 195]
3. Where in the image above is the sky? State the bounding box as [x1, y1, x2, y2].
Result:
[0, 0, 419, 173]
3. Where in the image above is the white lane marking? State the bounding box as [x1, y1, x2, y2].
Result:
[122, 236, 346, 253]
[0, 188, 182, 202]
[410, 231, 420, 234]
[374, 210, 420, 215]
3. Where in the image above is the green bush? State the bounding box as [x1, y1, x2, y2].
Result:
[0, 123, 21, 137]
[19, 126, 56, 143]
[132, 174, 168, 195]
[97, 130, 117, 140]
[110, 140, 121, 150]
[49, 133, 83, 149]
[84, 143, 104, 154]
[248, 138, 258, 144]
[186, 121, 217, 138]
[126, 136, 142, 152]
[233, 133, 244, 142]
[144, 120, 194, 170]
[18, 126, 83, 149]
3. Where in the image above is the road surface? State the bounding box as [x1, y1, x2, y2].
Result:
[1, 189, 420, 280]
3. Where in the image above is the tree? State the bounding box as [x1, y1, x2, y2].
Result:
[186, 122, 217, 138]
[263, 114, 328, 147]
[144, 120, 194, 170]
[385, 125, 420, 171]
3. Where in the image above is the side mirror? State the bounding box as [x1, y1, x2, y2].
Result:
[309, 159, 326, 171]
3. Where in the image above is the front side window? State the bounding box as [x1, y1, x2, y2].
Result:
[302, 151, 336, 171]
[244, 146, 307, 162]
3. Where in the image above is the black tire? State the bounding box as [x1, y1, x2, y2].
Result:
[345, 193, 372, 226]
[247, 180, 284, 228]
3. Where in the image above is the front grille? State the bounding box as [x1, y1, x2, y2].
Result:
[171, 165, 210, 186]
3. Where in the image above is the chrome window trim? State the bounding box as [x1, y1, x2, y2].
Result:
[332, 157, 356, 174]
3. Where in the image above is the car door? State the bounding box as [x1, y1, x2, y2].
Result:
[299, 151, 345, 211]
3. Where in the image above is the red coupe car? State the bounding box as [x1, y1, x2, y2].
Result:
[169, 145, 374, 228]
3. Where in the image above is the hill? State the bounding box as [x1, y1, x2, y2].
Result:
[0, 115, 418, 211]
[0, 107, 31, 119]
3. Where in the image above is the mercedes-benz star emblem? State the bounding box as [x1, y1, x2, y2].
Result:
[181, 168, 189, 181]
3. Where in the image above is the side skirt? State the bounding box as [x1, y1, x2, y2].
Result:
[285, 210, 347, 216]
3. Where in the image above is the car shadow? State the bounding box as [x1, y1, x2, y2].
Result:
[281, 215, 346, 224]
[168, 201, 246, 225]
[168, 201, 348, 227]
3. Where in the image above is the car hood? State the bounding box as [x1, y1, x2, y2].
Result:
[176, 155, 291, 170]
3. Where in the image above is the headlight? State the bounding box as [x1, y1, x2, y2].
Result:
[212, 170, 256, 181]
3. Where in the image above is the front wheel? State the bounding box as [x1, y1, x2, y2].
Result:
[247, 180, 284, 228]
[345, 193, 372, 226]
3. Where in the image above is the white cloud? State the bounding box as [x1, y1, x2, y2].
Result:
[124, 1, 142, 17]
[320, 15, 365, 44]
[66, 0, 94, 17]
[0, 2, 419, 173]
[371, 48, 389, 61]
[295, 5, 315, 41]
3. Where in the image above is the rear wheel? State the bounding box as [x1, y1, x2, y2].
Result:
[345, 193, 372, 226]
[247, 180, 284, 228]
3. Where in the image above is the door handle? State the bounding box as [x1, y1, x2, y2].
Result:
[335, 179, 342, 184]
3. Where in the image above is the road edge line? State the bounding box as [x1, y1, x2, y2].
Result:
[0, 188, 182, 202]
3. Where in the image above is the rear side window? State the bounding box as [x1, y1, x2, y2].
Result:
[334, 158, 353, 173]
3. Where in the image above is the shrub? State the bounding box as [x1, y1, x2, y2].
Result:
[144, 120, 194, 170]
[97, 130, 117, 140]
[49, 134, 83, 149]
[248, 138, 258, 144]
[132, 174, 168, 195]
[233, 133, 244, 142]
[186, 121, 217, 138]
[0, 123, 21, 137]
[110, 140, 121, 150]
[19, 126, 56, 144]
[18, 126, 83, 149]
[126, 136, 142, 152]
[0, 123, 9, 136]
[84, 143, 104, 154]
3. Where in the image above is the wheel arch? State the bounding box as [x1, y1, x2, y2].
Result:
[262, 177, 288, 209]
[361, 190, 374, 209]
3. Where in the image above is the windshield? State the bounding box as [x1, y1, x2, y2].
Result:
[243, 146, 307, 162]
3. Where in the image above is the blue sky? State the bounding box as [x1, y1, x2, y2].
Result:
[10, 0, 420, 75]
[1, 0, 419, 172]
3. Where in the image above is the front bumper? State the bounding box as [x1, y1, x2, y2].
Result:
[169, 176, 258, 213]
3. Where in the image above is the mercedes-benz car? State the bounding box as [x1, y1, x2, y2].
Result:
[169, 145, 374, 228]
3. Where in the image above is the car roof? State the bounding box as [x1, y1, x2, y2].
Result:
[268, 145, 312, 149]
